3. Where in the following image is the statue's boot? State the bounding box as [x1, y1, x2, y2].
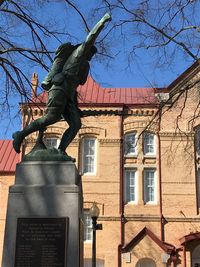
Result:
[12, 120, 45, 153]
[58, 149, 76, 162]
[12, 131, 24, 153]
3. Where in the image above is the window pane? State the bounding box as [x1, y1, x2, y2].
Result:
[83, 138, 96, 174]
[198, 169, 200, 207]
[125, 170, 136, 202]
[144, 133, 155, 155]
[196, 128, 200, 155]
[144, 169, 156, 203]
[124, 133, 136, 155]
[44, 137, 59, 148]
[83, 211, 92, 241]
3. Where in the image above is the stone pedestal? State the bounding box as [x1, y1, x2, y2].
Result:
[2, 161, 83, 267]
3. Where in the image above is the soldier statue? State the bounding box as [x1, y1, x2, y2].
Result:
[12, 13, 111, 158]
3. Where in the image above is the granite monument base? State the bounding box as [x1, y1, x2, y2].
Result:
[2, 161, 83, 267]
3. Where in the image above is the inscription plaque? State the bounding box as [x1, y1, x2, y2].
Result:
[14, 217, 68, 267]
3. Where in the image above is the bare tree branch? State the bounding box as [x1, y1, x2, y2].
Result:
[63, 0, 90, 32]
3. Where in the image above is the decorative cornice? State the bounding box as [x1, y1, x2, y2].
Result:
[124, 121, 147, 131]
[124, 121, 158, 132]
[162, 181, 195, 184]
[160, 132, 194, 137]
[78, 127, 106, 138]
[163, 193, 194, 196]
[81, 109, 156, 117]
[159, 132, 194, 141]
[99, 139, 121, 146]
[125, 215, 160, 222]
[101, 215, 200, 223]
[45, 126, 63, 135]
[166, 217, 200, 222]
[23, 107, 45, 116]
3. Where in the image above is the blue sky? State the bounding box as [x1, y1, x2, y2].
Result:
[0, 0, 198, 139]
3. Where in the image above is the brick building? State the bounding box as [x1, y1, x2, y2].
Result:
[1, 60, 200, 266]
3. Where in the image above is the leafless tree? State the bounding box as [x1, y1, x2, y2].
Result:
[0, 0, 111, 115]
[0, 0, 77, 114]
[1, 0, 200, 129]
[95, 0, 200, 129]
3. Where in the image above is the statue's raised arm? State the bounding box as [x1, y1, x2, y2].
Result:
[84, 13, 111, 53]
[69, 13, 111, 60]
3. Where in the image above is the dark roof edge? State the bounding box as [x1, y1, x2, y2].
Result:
[20, 102, 159, 109]
[167, 59, 200, 91]
[122, 227, 175, 254]
[179, 232, 200, 245]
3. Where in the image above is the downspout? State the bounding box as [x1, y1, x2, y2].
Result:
[118, 105, 125, 267]
[193, 131, 199, 214]
[158, 109, 164, 241]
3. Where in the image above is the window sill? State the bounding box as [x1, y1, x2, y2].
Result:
[144, 202, 158, 206]
[82, 173, 96, 177]
[125, 201, 138, 205]
[124, 154, 138, 158]
[143, 154, 156, 158]
[84, 240, 92, 244]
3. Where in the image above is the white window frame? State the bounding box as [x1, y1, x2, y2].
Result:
[198, 169, 200, 208]
[124, 169, 138, 204]
[44, 137, 60, 149]
[83, 210, 93, 242]
[196, 128, 200, 156]
[82, 137, 96, 175]
[144, 169, 157, 204]
[124, 132, 137, 156]
[143, 132, 156, 156]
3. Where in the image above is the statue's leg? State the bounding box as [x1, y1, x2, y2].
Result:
[58, 104, 81, 152]
[13, 89, 66, 153]
[13, 110, 62, 153]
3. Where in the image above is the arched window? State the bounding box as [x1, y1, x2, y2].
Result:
[195, 127, 200, 156]
[82, 137, 97, 174]
[124, 132, 137, 156]
[136, 258, 156, 267]
[44, 136, 60, 149]
[143, 132, 156, 155]
[192, 244, 200, 266]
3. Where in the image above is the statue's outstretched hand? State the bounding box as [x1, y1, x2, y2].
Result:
[101, 13, 112, 24]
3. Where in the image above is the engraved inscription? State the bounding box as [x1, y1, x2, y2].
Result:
[15, 218, 68, 267]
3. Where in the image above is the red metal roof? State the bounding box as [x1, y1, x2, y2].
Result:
[0, 140, 20, 173]
[30, 60, 200, 106]
[32, 76, 159, 106]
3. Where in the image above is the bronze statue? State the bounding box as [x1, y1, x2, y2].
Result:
[12, 13, 111, 159]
